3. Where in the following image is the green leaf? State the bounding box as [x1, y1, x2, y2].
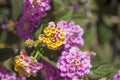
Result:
[54, 8, 73, 22]
[88, 64, 114, 78]
[90, 0, 99, 10]
[97, 24, 112, 45]
[73, 18, 89, 29]
[53, 0, 67, 8]
[69, 0, 78, 3]
[0, 7, 10, 17]
[97, 44, 112, 63]
[102, 15, 112, 26]
[0, 8, 10, 23]
[0, 48, 15, 62]
[10, 0, 23, 20]
[34, 24, 46, 39]
[0, 31, 7, 42]
[72, 12, 89, 29]
[53, 0, 73, 22]
[37, 50, 56, 67]
[84, 27, 96, 46]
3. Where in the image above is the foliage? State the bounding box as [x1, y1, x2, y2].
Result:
[0, 0, 120, 80]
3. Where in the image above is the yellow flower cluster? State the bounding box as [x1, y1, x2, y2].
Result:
[14, 50, 42, 77]
[14, 50, 31, 77]
[38, 22, 66, 50]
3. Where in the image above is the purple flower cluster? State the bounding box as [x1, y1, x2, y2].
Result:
[16, 17, 39, 39]
[40, 59, 62, 80]
[114, 70, 120, 80]
[0, 67, 26, 80]
[23, 0, 51, 21]
[57, 20, 84, 50]
[57, 47, 92, 79]
[16, 0, 51, 39]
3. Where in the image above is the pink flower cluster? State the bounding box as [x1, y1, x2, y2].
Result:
[114, 70, 120, 80]
[57, 20, 84, 50]
[0, 67, 26, 80]
[57, 47, 92, 79]
[56, 20, 93, 80]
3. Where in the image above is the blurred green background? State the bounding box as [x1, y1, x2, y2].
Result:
[0, 0, 120, 79]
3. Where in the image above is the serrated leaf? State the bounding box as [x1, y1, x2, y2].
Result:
[0, 48, 15, 62]
[88, 64, 114, 78]
[53, 0, 73, 22]
[53, 0, 66, 8]
[55, 8, 73, 22]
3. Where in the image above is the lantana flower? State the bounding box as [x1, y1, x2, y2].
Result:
[39, 21, 66, 50]
[0, 67, 26, 80]
[14, 50, 43, 77]
[57, 47, 92, 79]
[57, 20, 84, 50]
[16, 0, 51, 39]
[114, 70, 120, 80]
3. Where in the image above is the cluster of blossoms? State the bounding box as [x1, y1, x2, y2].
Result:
[57, 20, 84, 50]
[1, 0, 118, 79]
[14, 50, 43, 77]
[114, 70, 120, 80]
[39, 22, 66, 50]
[57, 47, 92, 79]
[16, 18, 39, 39]
[0, 67, 26, 80]
[38, 20, 84, 50]
[38, 20, 92, 79]
[16, 0, 51, 39]
[40, 59, 62, 80]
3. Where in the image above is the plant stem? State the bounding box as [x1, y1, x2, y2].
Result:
[34, 51, 39, 59]
[37, 51, 56, 67]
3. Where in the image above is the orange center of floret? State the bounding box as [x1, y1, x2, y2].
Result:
[56, 27, 61, 31]
[33, 0, 39, 6]
[23, 23, 28, 30]
[74, 59, 80, 65]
